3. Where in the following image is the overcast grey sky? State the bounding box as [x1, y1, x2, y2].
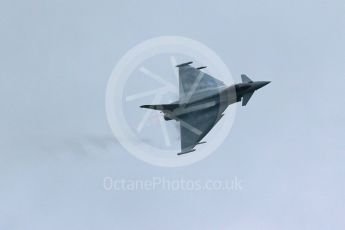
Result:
[1, 0, 345, 229]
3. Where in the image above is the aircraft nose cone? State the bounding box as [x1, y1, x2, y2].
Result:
[257, 81, 270, 89]
[262, 81, 270, 86]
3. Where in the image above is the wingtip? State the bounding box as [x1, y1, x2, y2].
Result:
[176, 61, 193, 67]
[177, 149, 196, 155]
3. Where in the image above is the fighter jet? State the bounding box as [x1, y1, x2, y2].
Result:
[140, 61, 270, 155]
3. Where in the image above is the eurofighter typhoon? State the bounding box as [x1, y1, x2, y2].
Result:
[140, 62, 270, 155]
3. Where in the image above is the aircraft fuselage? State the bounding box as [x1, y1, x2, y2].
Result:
[164, 81, 270, 120]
